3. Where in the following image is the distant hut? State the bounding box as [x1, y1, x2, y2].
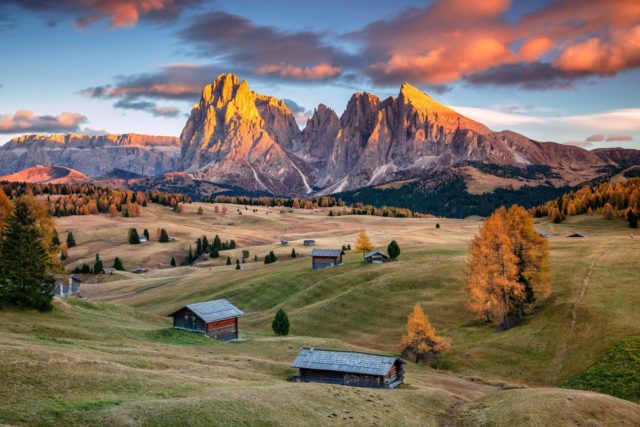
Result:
[535, 228, 551, 238]
[102, 267, 116, 275]
[138, 235, 148, 243]
[364, 249, 390, 264]
[281, 240, 289, 246]
[131, 267, 146, 274]
[292, 347, 405, 389]
[303, 240, 316, 246]
[167, 299, 244, 341]
[567, 232, 586, 238]
[54, 275, 82, 298]
[310, 248, 344, 270]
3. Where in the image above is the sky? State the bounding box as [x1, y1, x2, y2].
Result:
[0, 0, 639, 149]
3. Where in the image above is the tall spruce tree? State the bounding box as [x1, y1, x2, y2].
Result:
[112, 257, 124, 271]
[159, 228, 169, 243]
[0, 198, 55, 311]
[66, 231, 76, 248]
[93, 254, 103, 274]
[143, 229, 150, 240]
[128, 228, 140, 244]
[170, 257, 176, 267]
[387, 240, 401, 260]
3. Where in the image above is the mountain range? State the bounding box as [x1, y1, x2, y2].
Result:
[1, 73, 639, 201]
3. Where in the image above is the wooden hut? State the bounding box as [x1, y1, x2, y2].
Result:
[292, 347, 405, 388]
[364, 249, 390, 264]
[303, 240, 316, 246]
[167, 299, 244, 341]
[310, 248, 344, 270]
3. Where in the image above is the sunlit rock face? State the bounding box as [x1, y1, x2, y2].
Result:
[0, 133, 180, 177]
[179, 73, 310, 195]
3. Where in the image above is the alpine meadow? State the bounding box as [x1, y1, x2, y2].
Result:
[1, 1, 639, 426]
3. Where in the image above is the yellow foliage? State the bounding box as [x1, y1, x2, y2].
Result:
[465, 205, 550, 328]
[400, 304, 450, 363]
[354, 230, 374, 255]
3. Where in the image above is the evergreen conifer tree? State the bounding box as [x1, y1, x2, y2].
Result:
[93, 254, 103, 274]
[235, 259, 241, 270]
[170, 257, 176, 267]
[66, 231, 76, 248]
[159, 228, 169, 243]
[143, 229, 150, 240]
[387, 240, 401, 260]
[0, 198, 55, 311]
[128, 228, 140, 244]
[226, 256, 232, 265]
[291, 248, 297, 258]
[112, 257, 124, 271]
[272, 309, 290, 336]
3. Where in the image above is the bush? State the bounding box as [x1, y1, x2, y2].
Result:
[388, 240, 401, 260]
[112, 257, 124, 271]
[226, 256, 231, 265]
[272, 309, 290, 336]
[159, 228, 169, 243]
[170, 257, 176, 267]
[66, 231, 76, 248]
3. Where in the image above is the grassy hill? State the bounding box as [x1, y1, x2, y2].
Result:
[2, 204, 640, 425]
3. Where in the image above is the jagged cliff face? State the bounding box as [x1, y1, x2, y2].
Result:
[0, 133, 179, 177]
[179, 73, 311, 195]
[3, 73, 637, 195]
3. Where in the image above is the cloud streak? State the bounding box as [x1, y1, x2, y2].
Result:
[1, 0, 202, 28]
[0, 110, 88, 134]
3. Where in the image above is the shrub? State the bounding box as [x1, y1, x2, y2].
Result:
[272, 309, 290, 336]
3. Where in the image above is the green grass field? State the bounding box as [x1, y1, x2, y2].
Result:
[1, 206, 640, 425]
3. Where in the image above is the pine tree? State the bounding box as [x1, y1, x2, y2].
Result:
[291, 248, 297, 258]
[112, 257, 124, 271]
[187, 246, 194, 264]
[254, 255, 258, 262]
[399, 304, 450, 364]
[143, 229, 150, 240]
[355, 230, 374, 259]
[196, 238, 202, 257]
[93, 254, 103, 275]
[272, 309, 290, 336]
[51, 232, 60, 248]
[159, 228, 169, 243]
[387, 240, 401, 260]
[242, 249, 250, 259]
[128, 228, 140, 244]
[435, 223, 440, 229]
[0, 198, 55, 311]
[209, 247, 219, 258]
[170, 257, 176, 267]
[213, 234, 222, 250]
[226, 256, 232, 265]
[202, 236, 209, 252]
[235, 259, 241, 270]
[66, 231, 76, 248]
[627, 209, 638, 228]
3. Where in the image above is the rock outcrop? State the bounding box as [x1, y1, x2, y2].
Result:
[0, 133, 179, 178]
[180, 73, 311, 195]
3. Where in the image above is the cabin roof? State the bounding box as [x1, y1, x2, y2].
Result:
[292, 347, 404, 376]
[310, 249, 344, 257]
[168, 298, 244, 323]
[365, 249, 388, 258]
[534, 228, 551, 237]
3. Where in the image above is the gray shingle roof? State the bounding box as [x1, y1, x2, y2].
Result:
[311, 249, 344, 257]
[365, 249, 388, 258]
[292, 348, 403, 376]
[168, 299, 244, 323]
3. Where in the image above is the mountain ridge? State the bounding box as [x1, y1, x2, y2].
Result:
[1, 73, 639, 198]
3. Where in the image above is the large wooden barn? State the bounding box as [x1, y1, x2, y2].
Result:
[292, 347, 405, 388]
[310, 248, 345, 270]
[167, 299, 244, 341]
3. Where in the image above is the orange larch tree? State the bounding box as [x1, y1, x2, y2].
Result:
[399, 304, 450, 364]
[466, 205, 550, 329]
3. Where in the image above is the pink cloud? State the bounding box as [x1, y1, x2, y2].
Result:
[564, 140, 592, 148]
[607, 135, 633, 142]
[519, 37, 554, 62]
[0, 110, 88, 134]
[256, 63, 342, 80]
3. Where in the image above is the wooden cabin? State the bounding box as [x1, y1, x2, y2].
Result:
[310, 248, 344, 270]
[303, 240, 316, 246]
[167, 299, 244, 341]
[54, 275, 82, 298]
[365, 249, 390, 264]
[292, 347, 405, 388]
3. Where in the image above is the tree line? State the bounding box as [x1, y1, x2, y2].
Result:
[531, 177, 640, 227]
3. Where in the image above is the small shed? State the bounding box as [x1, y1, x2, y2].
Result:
[103, 267, 116, 275]
[292, 347, 405, 388]
[311, 248, 344, 270]
[167, 299, 244, 341]
[54, 275, 82, 298]
[365, 249, 390, 264]
[131, 267, 146, 274]
[535, 228, 551, 238]
[281, 240, 289, 246]
[303, 240, 316, 246]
